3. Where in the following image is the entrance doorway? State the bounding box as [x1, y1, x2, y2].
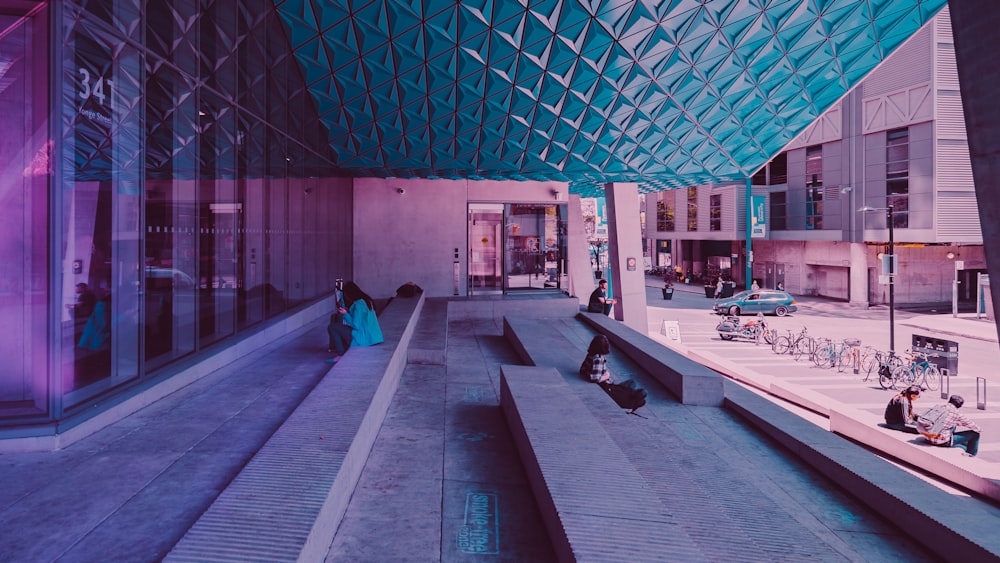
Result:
[467, 203, 568, 295]
[469, 204, 503, 294]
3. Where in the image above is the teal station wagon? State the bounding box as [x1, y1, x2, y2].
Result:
[713, 290, 798, 317]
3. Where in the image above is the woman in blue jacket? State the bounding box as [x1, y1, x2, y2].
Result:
[328, 282, 384, 360]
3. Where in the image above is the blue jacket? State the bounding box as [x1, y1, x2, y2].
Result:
[343, 299, 384, 346]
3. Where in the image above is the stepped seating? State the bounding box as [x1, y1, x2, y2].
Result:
[166, 294, 425, 562]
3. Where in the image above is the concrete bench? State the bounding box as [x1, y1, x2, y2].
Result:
[829, 405, 1000, 502]
[578, 311, 724, 406]
[499, 365, 676, 563]
[726, 383, 1000, 561]
[407, 297, 448, 365]
[166, 294, 425, 563]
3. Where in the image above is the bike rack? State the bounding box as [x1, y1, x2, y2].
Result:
[977, 376, 987, 410]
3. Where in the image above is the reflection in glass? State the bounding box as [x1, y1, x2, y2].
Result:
[144, 180, 197, 368]
[469, 204, 504, 294]
[0, 6, 49, 417]
[505, 204, 567, 291]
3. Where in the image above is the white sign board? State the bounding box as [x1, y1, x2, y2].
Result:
[660, 320, 682, 343]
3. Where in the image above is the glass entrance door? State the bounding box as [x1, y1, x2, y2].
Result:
[468, 203, 568, 295]
[468, 204, 503, 294]
[505, 204, 567, 291]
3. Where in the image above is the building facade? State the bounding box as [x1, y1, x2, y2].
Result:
[0, 1, 574, 443]
[646, 7, 985, 307]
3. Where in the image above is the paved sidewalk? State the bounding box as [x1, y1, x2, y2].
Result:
[644, 280, 1000, 490]
[0, 292, 994, 561]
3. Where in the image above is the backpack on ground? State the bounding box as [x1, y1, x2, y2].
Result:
[600, 379, 647, 413]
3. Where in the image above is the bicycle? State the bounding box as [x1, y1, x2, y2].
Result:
[797, 336, 826, 363]
[836, 339, 871, 374]
[812, 339, 847, 369]
[772, 326, 808, 355]
[890, 349, 941, 391]
[864, 348, 902, 384]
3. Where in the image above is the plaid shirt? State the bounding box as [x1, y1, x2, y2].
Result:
[921, 404, 981, 445]
[587, 353, 609, 383]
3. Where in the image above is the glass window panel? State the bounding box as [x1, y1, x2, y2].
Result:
[710, 194, 721, 231]
[504, 204, 566, 291]
[239, 178, 266, 328]
[805, 145, 822, 187]
[769, 153, 787, 185]
[806, 187, 823, 229]
[656, 191, 674, 231]
[770, 192, 787, 231]
[886, 129, 909, 228]
[144, 179, 198, 368]
[62, 7, 143, 406]
[469, 204, 503, 294]
[0, 6, 49, 417]
[266, 177, 288, 317]
[687, 187, 697, 231]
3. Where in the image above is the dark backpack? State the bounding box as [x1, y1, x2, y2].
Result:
[396, 282, 423, 297]
[600, 379, 647, 412]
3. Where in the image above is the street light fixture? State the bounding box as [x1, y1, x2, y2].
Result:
[859, 205, 895, 354]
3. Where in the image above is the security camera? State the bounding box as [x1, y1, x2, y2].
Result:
[397, 188, 405, 195]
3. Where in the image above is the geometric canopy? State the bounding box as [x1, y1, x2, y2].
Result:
[275, 0, 947, 195]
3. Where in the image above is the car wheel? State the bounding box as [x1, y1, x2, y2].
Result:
[774, 306, 788, 317]
[720, 334, 734, 340]
[728, 305, 740, 316]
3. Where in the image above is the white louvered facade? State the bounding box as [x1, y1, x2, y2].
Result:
[933, 10, 980, 241]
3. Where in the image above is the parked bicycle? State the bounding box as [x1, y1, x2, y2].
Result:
[836, 340, 873, 374]
[796, 336, 827, 363]
[812, 338, 852, 369]
[888, 349, 941, 391]
[772, 326, 809, 355]
[862, 348, 903, 384]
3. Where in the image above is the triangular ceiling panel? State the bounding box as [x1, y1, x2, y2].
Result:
[276, 0, 947, 195]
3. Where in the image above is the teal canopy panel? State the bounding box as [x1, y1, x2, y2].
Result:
[275, 0, 946, 195]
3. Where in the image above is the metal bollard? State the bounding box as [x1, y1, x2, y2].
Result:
[940, 368, 950, 400]
[977, 376, 987, 410]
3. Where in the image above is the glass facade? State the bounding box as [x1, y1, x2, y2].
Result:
[886, 128, 909, 228]
[505, 204, 568, 291]
[468, 203, 568, 293]
[0, 3, 49, 418]
[656, 191, 675, 232]
[1, 1, 351, 425]
[709, 194, 721, 231]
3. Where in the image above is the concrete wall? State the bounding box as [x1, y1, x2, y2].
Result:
[352, 178, 569, 299]
[751, 239, 985, 304]
[353, 178, 468, 298]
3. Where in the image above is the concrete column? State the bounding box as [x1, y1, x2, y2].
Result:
[604, 182, 648, 332]
[567, 194, 596, 308]
[849, 242, 868, 306]
[952, 0, 1000, 342]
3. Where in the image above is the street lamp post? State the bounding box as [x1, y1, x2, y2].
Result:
[859, 205, 895, 354]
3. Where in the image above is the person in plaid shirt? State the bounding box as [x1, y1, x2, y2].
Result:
[917, 395, 982, 457]
[581, 334, 613, 384]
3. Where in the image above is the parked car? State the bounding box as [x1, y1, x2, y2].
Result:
[713, 289, 797, 317]
[145, 266, 197, 290]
